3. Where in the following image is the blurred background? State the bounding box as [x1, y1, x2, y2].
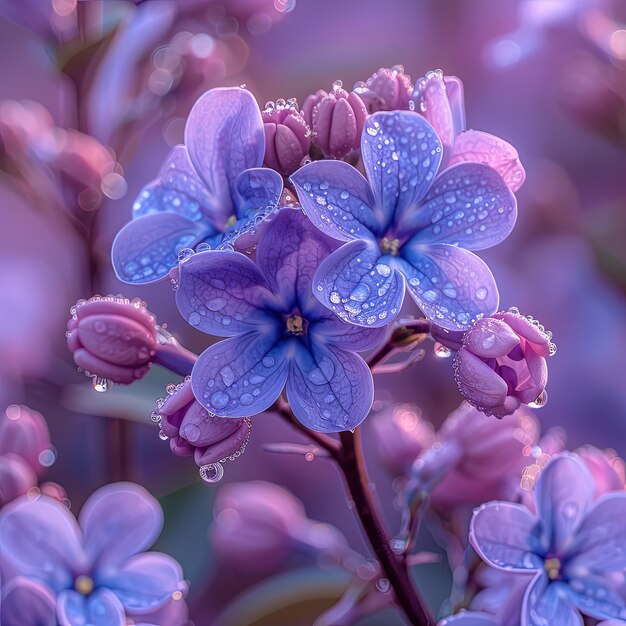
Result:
[1, 0, 625, 624]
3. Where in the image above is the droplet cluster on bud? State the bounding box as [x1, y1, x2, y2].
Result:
[354, 65, 413, 113]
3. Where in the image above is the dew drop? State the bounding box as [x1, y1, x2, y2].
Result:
[434, 343, 452, 358]
[182, 423, 201, 442]
[92, 377, 109, 393]
[475, 286, 488, 300]
[200, 463, 224, 483]
[211, 391, 229, 409]
[528, 390, 548, 409]
[189, 312, 201, 326]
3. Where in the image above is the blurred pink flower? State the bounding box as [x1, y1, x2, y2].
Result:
[66, 296, 158, 385]
[576, 445, 625, 499]
[263, 102, 311, 176]
[0, 455, 36, 508]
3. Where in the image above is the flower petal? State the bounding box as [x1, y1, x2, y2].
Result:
[0, 496, 83, 591]
[313, 239, 406, 327]
[132, 146, 216, 224]
[1, 577, 56, 626]
[98, 552, 183, 613]
[185, 87, 264, 212]
[403, 163, 517, 249]
[522, 574, 583, 626]
[533, 454, 594, 557]
[79, 483, 162, 568]
[311, 316, 387, 352]
[176, 250, 274, 337]
[399, 242, 499, 330]
[455, 348, 508, 410]
[567, 575, 626, 621]
[58, 589, 125, 626]
[290, 160, 381, 241]
[470, 501, 542, 571]
[449, 130, 526, 192]
[439, 612, 498, 626]
[232, 167, 283, 219]
[362, 111, 442, 231]
[567, 492, 626, 573]
[112, 213, 208, 284]
[191, 330, 288, 417]
[256, 208, 336, 317]
[286, 342, 373, 432]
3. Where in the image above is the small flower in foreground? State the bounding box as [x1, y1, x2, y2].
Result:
[112, 87, 283, 284]
[412, 70, 525, 192]
[0, 483, 186, 626]
[66, 295, 158, 385]
[355, 65, 413, 113]
[0, 405, 53, 475]
[176, 209, 385, 432]
[450, 308, 556, 416]
[470, 454, 626, 625]
[291, 110, 517, 330]
[154, 378, 251, 478]
[408, 402, 538, 509]
[310, 81, 368, 158]
[210, 481, 349, 575]
[262, 100, 311, 176]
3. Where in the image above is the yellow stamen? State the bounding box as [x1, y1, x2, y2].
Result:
[545, 557, 561, 580]
[380, 237, 400, 255]
[74, 575, 94, 595]
[286, 314, 305, 335]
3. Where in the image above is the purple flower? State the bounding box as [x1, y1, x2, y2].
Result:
[291, 110, 517, 330]
[176, 209, 385, 432]
[412, 70, 525, 192]
[470, 454, 626, 625]
[67, 296, 158, 385]
[355, 65, 414, 113]
[450, 308, 555, 416]
[0, 483, 186, 626]
[112, 87, 283, 284]
[263, 102, 311, 176]
[156, 378, 251, 468]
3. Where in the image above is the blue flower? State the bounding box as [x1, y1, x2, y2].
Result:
[290, 110, 517, 330]
[470, 454, 626, 625]
[175, 209, 385, 433]
[112, 87, 283, 284]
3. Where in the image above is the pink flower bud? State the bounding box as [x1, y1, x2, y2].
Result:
[0, 454, 36, 507]
[39, 481, 68, 504]
[66, 296, 158, 385]
[576, 445, 625, 499]
[156, 379, 251, 467]
[263, 104, 311, 176]
[0, 405, 52, 475]
[453, 309, 556, 417]
[301, 89, 327, 127]
[311, 84, 368, 158]
[371, 404, 434, 476]
[355, 65, 413, 113]
[210, 480, 308, 573]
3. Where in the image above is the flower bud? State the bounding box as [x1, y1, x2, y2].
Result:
[452, 309, 555, 417]
[371, 404, 434, 476]
[67, 296, 158, 385]
[355, 65, 413, 113]
[311, 84, 368, 158]
[156, 379, 251, 467]
[0, 454, 36, 507]
[263, 103, 311, 176]
[210, 480, 308, 573]
[301, 89, 327, 127]
[0, 405, 52, 475]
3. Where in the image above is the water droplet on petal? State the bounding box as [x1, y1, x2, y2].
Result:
[200, 463, 224, 483]
[93, 377, 109, 393]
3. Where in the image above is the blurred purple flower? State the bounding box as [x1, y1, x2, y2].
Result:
[310, 83, 368, 158]
[112, 87, 283, 284]
[412, 70, 525, 192]
[355, 65, 414, 113]
[0, 483, 186, 626]
[439, 612, 498, 625]
[291, 110, 517, 330]
[176, 209, 384, 432]
[262, 101, 311, 176]
[409, 402, 539, 510]
[0, 405, 52, 476]
[156, 378, 251, 468]
[470, 454, 626, 624]
[66, 296, 158, 385]
[371, 404, 434, 476]
[576, 445, 625, 499]
[210, 480, 350, 575]
[449, 308, 556, 417]
[0, 455, 36, 508]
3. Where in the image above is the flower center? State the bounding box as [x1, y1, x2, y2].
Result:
[225, 214, 237, 228]
[286, 314, 306, 336]
[544, 557, 561, 580]
[380, 236, 400, 255]
[74, 575, 94, 595]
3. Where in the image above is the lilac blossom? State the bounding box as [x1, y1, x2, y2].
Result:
[0, 483, 186, 626]
[263, 101, 311, 176]
[470, 454, 626, 625]
[355, 65, 414, 113]
[176, 208, 385, 432]
[291, 110, 517, 331]
[412, 70, 526, 192]
[112, 87, 283, 284]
